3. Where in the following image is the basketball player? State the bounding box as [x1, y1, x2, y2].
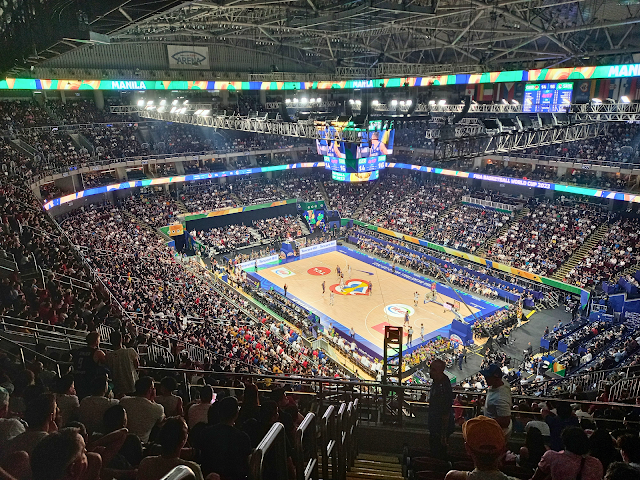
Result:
[407, 326, 413, 346]
[369, 130, 390, 155]
[368, 281, 372, 295]
[414, 291, 419, 307]
[329, 290, 335, 306]
[336, 265, 341, 277]
[348, 264, 352, 278]
[322, 281, 326, 297]
[404, 310, 410, 327]
[339, 276, 345, 289]
[420, 324, 425, 342]
[424, 291, 430, 304]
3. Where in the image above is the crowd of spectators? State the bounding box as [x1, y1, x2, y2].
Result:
[487, 199, 607, 276]
[180, 183, 236, 213]
[563, 216, 640, 287]
[252, 215, 303, 241]
[279, 173, 325, 201]
[19, 130, 92, 173]
[46, 99, 123, 125]
[525, 122, 640, 164]
[194, 225, 257, 255]
[122, 194, 183, 229]
[85, 126, 149, 160]
[423, 204, 510, 253]
[232, 179, 283, 205]
[324, 181, 371, 218]
[0, 101, 50, 130]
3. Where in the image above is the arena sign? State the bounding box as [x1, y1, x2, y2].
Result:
[167, 45, 210, 70]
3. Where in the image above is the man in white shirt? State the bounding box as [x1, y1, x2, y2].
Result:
[120, 376, 165, 443]
[78, 376, 119, 435]
[106, 331, 139, 397]
[187, 385, 215, 429]
[480, 364, 513, 440]
[0, 386, 25, 448]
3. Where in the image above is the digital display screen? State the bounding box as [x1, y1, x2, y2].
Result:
[357, 155, 386, 172]
[523, 83, 573, 113]
[316, 121, 394, 158]
[324, 156, 347, 172]
[331, 170, 380, 182]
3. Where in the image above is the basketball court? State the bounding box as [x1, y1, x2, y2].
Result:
[251, 247, 499, 356]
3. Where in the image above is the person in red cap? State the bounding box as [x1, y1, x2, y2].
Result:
[445, 415, 518, 480]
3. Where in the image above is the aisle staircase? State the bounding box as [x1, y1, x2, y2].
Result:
[319, 181, 331, 207]
[230, 192, 243, 206]
[415, 203, 458, 238]
[552, 222, 610, 280]
[476, 207, 529, 256]
[346, 454, 403, 480]
[175, 199, 189, 214]
[352, 183, 380, 219]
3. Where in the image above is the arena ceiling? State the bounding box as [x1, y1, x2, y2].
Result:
[3, 0, 640, 77]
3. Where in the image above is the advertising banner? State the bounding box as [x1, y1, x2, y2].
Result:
[299, 241, 337, 259]
[238, 254, 280, 271]
[167, 45, 210, 69]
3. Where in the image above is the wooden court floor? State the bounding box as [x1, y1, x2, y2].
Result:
[256, 251, 480, 351]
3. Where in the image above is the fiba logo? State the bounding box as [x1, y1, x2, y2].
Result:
[384, 304, 415, 318]
[307, 267, 331, 276]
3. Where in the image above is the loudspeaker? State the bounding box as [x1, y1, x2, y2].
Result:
[452, 95, 471, 124]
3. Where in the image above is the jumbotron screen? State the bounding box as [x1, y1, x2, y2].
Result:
[318, 120, 393, 181]
[523, 82, 573, 113]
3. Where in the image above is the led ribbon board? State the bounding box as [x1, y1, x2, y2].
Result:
[7, 63, 640, 91]
[43, 161, 640, 211]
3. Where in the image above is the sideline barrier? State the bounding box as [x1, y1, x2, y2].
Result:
[300, 240, 337, 259]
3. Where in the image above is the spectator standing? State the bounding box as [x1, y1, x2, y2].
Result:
[546, 402, 579, 451]
[428, 359, 453, 458]
[137, 417, 204, 480]
[119, 377, 165, 443]
[72, 332, 106, 400]
[480, 364, 513, 439]
[200, 396, 252, 480]
[531, 427, 603, 480]
[106, 331, 139, 398]
[78, 376, 119, 436]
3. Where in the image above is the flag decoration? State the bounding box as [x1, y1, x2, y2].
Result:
[550, 362, 566, 377]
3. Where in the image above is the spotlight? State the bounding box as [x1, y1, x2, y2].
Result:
[183, 100, 189, 105]
[372, 100, 379, 106]
[621, 96, 631, 103]
[511, 99, 519, 105]
[349, 99, 355, 104]
[310, 98, 316, 103]
[591, 98, 602, 104]
[355, 99, 361, 105]
[301, 97, 308, 103]
[438, 99, 446, 106]
[170, 107, 177, 113]
[202, 110, 210, 115]
[501, 99, 508, 105]
[285, 98, 291, 104]
[316, 98, 322, 103]
[172, 100, 178, 106]
[406, 100, 412, 106]
[399, 101, 405, 106]
[293, 98, 299, 103]
[160, 100, 166, 106]
[137, 100, 144, 106]
[391, 100, 398, 106]
[428, 100, 436, 106]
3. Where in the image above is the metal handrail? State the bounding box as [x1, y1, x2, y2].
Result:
[321, 406, 338, 480]
[249, 422, 289, 480]
[337, 403, 348, 480]
[295, 413, 318, 480]
[0, 332, 67, 377]
[159, 465, 197, 480]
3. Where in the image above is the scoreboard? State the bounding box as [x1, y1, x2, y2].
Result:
[523, 83, 573, 113]
[357, 155, 386, 173]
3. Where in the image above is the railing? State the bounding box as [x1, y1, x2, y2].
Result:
[500, 153, 640, 169]
[461, 195, 520, 213]
[609, 373, 640, 401]
[0, 332, 69, 377]
[296, 413, 319, 480]
[249, 422, 289, 480]
[321, 406, 338, 480]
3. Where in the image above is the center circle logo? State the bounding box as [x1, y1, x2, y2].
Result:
[384, 304, 415, 318]
[329, 279, 370, 295]
[308, 266, 331, 276]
